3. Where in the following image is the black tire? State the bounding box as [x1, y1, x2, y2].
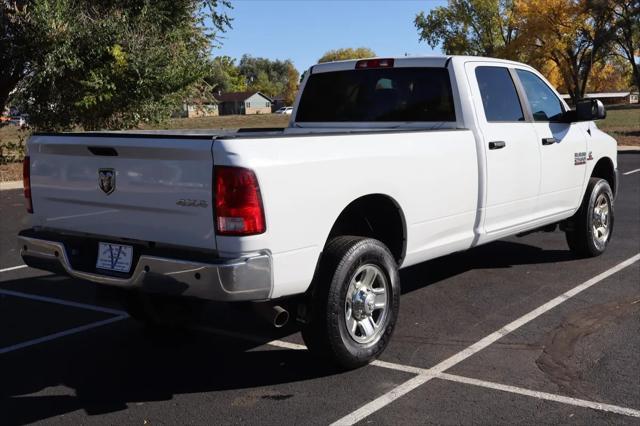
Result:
[123, 291, 203, 329]
[302, 236, 400, 369]
[565, 177, 614, 258]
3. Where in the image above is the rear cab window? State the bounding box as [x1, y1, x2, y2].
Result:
[295, 68, 456, 123]
[475, 66, 525, 122]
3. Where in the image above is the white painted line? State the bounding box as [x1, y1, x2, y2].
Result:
[266, 338, 307, 351]
[623, 168, 640, 176]
[371, 359, 426, 375]
[331, 253, 640, 425]
[197, 326, 426, 374]
[0, 315, 128, 355]
[0, 265, 27, 273]
[196, 326, 640, 420]
[439, 373, 640, 418]
[0, 289, 128, 316]
[0, 180, 23, 191]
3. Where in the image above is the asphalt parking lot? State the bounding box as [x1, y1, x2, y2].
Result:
[1, 152, 639, 425]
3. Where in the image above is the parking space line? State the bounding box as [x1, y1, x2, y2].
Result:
[331, 253, 640, 425]
[623, 168, 640, 176]
[0, 315, 128, 355]
[439, 373, 640, 418]
[3, 254, 638, 418]
[0, 289, 128, 316]
[194, 328, 640, 420]
[0, 265, 27, 273]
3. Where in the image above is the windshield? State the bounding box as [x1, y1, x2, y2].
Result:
[296, 67, 455, 122]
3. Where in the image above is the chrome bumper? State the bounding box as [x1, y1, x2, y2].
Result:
[18, 235, 272, 302]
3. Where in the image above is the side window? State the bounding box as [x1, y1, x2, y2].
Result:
[475, 66, 525, 122]
[246, 102, 251, 108]
[516, 69, 564, 122]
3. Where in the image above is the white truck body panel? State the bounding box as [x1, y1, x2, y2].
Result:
[212, 129, 478, 298]
[28, 135, 216, 250]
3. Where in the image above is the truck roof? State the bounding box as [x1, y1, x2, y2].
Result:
[310, 55, 531, 74]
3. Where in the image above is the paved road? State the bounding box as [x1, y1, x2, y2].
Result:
[1, 154, 639, 425]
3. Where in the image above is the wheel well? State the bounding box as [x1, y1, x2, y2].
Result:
[591, 157, 616, 196]
[326, 194, 406, 264]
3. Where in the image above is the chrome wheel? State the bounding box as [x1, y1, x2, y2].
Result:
[592, 193, 611, 249]
[344, 264, 390, 344]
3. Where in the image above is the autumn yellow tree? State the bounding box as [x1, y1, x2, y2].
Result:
[508, 0, 614, 102]
[587, 56, 635, 92]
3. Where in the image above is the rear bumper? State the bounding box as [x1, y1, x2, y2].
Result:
[18, 232, 272, 302]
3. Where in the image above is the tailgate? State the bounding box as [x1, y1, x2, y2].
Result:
[28, 133, 216, 250]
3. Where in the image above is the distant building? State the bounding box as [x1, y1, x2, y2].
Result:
[175, 99, 219, 118]
[270, 95, 287, 112]
[215, 92, 272, 115]
[560, 91, 639, 106]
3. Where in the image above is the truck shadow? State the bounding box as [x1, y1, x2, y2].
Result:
[0, 239, 578, 423]
[399, 239, 575, 295]
[0, 318, 340, 424]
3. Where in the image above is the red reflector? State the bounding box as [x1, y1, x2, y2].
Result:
[214, 166, 265, 236]
[355, 58, 395, 69]
[23, 156, 33, 213]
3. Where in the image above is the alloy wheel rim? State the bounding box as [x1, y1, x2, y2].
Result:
[344, 264, 390, 344]
[592, 193, 610, 249]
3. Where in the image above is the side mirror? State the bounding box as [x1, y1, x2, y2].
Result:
[575, 99, 606, 121]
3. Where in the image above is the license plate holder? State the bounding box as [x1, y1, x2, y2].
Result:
[96, 242, 133, 273]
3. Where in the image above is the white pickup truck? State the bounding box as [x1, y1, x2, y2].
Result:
[20, 56, 617, 368]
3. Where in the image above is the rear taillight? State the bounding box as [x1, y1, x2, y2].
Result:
[23, 156, 33, 213]
[355, 58, 394, 69]
[214, 166, 265, 236]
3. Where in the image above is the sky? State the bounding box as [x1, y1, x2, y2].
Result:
[212, 0, 447, 72]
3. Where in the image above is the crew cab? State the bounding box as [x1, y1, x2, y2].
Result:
[19, 56, 617, 368]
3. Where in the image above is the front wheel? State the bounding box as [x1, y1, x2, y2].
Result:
[565, 177, 614, 258]
[302, 236, 400, 369]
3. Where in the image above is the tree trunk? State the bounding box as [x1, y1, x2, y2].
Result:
[632, 63, 640, 92]
[0, 70, 22, 114]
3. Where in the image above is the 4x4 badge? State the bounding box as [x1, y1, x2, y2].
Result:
[98, 168, 115, 195]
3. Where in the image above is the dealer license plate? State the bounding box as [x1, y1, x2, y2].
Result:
[96, 242, 133, 273]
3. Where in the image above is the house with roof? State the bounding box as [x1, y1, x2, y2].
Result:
[560, 91, 639, 106]
[175, 98, 219, 118]
[215, 91, 273, 115]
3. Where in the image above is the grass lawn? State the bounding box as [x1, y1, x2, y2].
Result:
[1, 108, 638, 181]
[596, 104, 640, 146]
[143, 114, 290, 130]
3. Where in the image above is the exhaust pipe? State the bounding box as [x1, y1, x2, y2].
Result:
[254, 304, 290, 328]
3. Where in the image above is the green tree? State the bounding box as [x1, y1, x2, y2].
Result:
[609, 0, 640, 90]
[206, 56, 247, 94]
[2, 0, 231, 130]
[237, 54, 300, 103]
[414, 0, 517, 57]
[317, 47, 376, 63]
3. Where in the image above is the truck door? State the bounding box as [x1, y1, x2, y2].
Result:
[513, 69, 587, 216]
[466, 64, 541, 236]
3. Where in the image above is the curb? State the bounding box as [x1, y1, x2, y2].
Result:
[618, 146, 640, 152]
[0, 180, 23, 191]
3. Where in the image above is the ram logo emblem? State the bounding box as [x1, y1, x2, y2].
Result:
[98, 168, 116, 195]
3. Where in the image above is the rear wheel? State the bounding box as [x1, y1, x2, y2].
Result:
[565, 177, 614, 257]
[302, 236, 400, 369]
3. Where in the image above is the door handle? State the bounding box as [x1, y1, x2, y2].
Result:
[489, 141, 506, 150]
[542, 137, 557, 145]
